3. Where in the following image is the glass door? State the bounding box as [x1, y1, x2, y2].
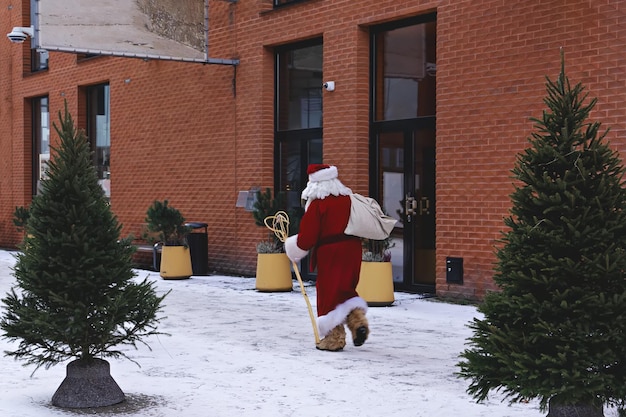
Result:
[376, 125, 436, 293]
[370, 14, 437, 293]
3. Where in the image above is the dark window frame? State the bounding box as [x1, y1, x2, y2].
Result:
[30, 49, 49, 73]
[77, 53, 103, 63]
[370, 12, 437, 123]
[31, 96, 50, 196]
[274, 37, 323, 193]
[369, 12, 437, 194]
[273, 0, 310, 8]
[368, 13, 438, 294]
[274, 38, 324, 280]
[85, 83, 111, 197]
[29, 0, 48, 72]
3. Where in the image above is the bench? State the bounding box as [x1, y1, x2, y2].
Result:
[128, 224, 163, 271]
[134, 242, 163, 271]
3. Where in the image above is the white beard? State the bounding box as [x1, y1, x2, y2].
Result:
[301, 179, 353, 210]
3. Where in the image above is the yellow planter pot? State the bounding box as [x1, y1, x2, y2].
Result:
[255, 253, 293, 292]
[160, 246, 192, 280]
[356, 261, 395, 307]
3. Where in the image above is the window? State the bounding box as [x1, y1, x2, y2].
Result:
[30, 0, 48, 72]
[274, 0, 309, 7]
[373, 19, 436, 121]
[275, 40, 323, 280]
[86, 84, 111, 197]
[31, 49, 49, 72]
[276, 42, 323, 131]
[77, 53, 101, 62]
[275, 40, 323, 210]
[32, 96, 50, 195]
[278, 134, 323, 208]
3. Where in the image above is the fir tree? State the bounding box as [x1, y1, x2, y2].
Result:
[1, 102, 167, 370]
[458, 53, 626, 414]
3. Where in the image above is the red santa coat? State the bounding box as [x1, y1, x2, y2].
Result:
[287, 194, 367, 337]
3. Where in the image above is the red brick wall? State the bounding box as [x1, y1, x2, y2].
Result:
[2, 0, 626, 299]
[435, 0, 626, 299]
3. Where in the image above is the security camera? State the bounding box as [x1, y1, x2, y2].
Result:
[323, 81, 335, 92]
[7, 31, 28, 43]
[7, 26, 34, 44]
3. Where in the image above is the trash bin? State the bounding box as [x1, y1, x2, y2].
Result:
[185, 222, 208, 275]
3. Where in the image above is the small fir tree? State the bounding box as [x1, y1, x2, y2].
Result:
[1, 102, 167, 371]
[458, 54, 626, 415]
[145, 199, 190, 245]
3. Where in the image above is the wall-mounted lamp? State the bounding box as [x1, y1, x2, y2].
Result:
[7, 25, 34, 43]
[323, 81, 335, 92]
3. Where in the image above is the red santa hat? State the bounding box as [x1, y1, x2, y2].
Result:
[307, 164, 338, 182]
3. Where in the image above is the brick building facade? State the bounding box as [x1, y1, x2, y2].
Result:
[1, 0, 625, 300]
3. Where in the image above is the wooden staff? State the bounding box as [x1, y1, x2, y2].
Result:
[264, 211, 320, 344]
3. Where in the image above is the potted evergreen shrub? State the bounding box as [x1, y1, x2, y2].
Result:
[251, 188, 294, 292]
[357, 236, 395, 306]
[145, 200, 192, 279]
[1, 102, 167, 408]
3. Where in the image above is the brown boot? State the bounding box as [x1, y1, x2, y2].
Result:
[347, 308, 369, 346]
[316, 325, 346, 351]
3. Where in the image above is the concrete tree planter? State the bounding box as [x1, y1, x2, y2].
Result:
[546, 404, 603, 417]
[52, 358, 124, 408]
[546, 395, 604, 417]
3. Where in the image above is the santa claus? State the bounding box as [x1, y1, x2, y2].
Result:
[285, 164, 369, 351]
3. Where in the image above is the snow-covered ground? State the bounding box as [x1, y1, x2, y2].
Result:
[0, 249, 620, 417]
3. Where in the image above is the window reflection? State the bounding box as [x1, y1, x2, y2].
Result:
[277, 44, 323, 131]
[31, 49, 49, 72]
[374, 21, 436, 121]
[32, 97, 50, 195]
[86, 84, 110, 197]
[30, 0, 49, 71]
[279, 138, 322, 211]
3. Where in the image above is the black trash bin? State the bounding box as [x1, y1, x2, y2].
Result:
[185, 222, 208, 275]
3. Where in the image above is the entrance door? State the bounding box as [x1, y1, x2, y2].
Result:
[275, 39, 324, 281]
[370, 14, 437, 293]
[374, 123, 436, 293]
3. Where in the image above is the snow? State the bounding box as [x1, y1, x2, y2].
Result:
[0, 249, 620, 417]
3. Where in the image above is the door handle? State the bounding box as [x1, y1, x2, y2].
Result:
[419, 197, 430, 215]
[405, 195, 417, 222]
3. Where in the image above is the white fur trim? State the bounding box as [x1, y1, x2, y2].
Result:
[309, 165, 338, 182]
[301, 179, 353, 205]
[317, 296, 368, 337]
[285, 235, 309, 262]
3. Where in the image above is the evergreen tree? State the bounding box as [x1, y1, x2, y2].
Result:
[458, 54, 626, 414]
[1, 102, 167, 370]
